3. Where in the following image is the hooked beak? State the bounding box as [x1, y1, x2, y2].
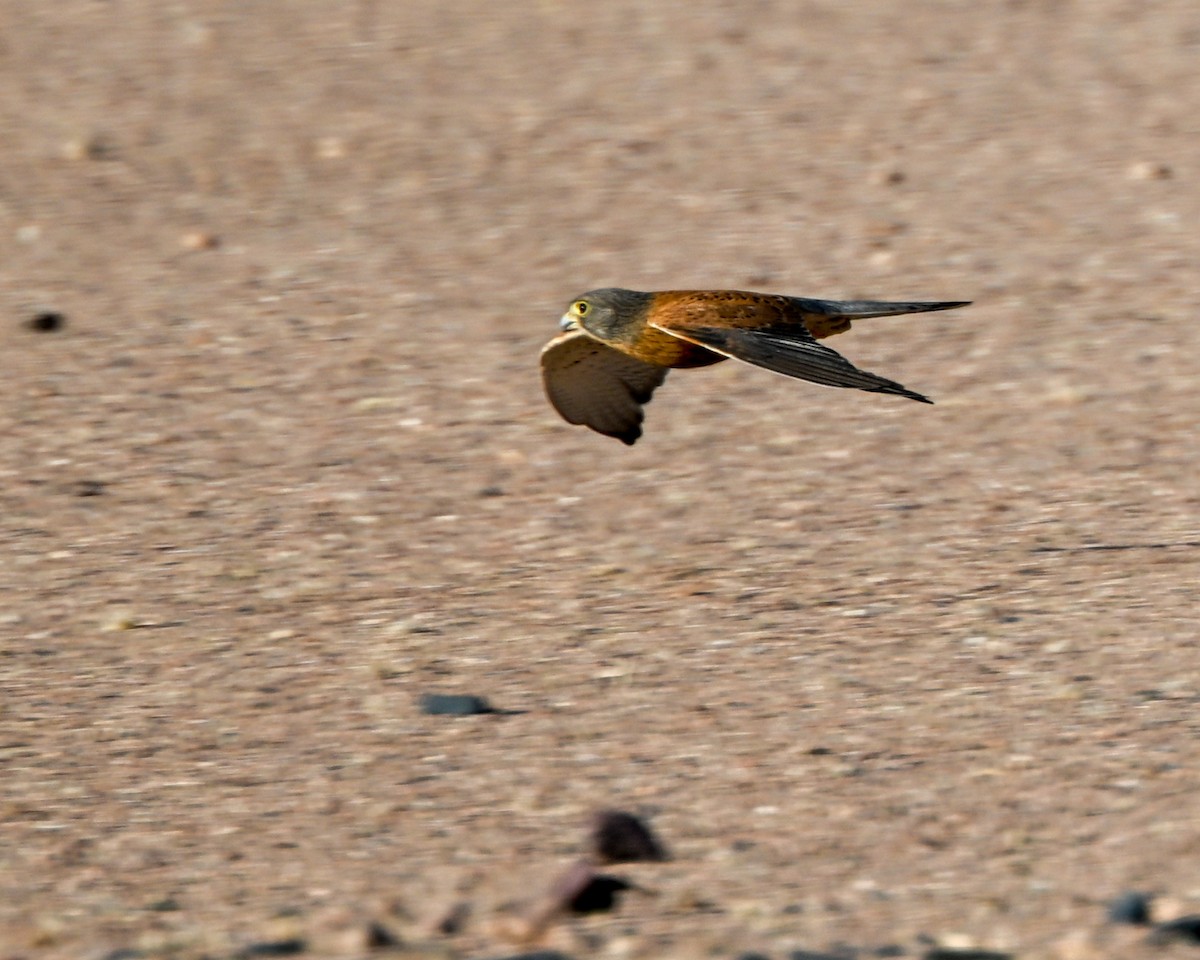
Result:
[560, 313, 578, 331]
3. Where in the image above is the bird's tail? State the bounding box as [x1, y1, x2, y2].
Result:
[792, 298, 969, 340]
[793, 298, 971, 320]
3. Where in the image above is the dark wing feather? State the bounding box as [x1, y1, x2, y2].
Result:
[656, 323, 931, 403]
[541, 329, 669, 444]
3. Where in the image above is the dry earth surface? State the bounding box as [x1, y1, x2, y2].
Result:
[2, 2, 1199, 958]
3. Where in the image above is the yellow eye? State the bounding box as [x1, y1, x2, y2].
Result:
[574, 300, 590, 316]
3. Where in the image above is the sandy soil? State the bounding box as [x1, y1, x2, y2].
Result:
[2, 3, 1199, 958]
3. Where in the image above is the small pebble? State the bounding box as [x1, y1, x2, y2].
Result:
[566, 874, 632, 914]
[432, 900, 471, 936]
[181, 230, 221, 250]
[420, 693, 495, 716]
[70, 480, 107, 497]
[363, 921, 401, 949]
[1127, 160, 1172, 180]
[234, 939, 307, 958]
[481, 952, 575, 960]
[868, 167, 907, 185]
[520, 859, 637, 938]
[25, 311, 66, 332]
[62, 133, 116, 161]
[540, 860, 633, 916]
[590, 809, 669, 864]
[1106, 890, 1151, 925]
[1149, 915, 1200, 945]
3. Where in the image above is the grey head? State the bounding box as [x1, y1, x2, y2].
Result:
[561, 287, 653, 341]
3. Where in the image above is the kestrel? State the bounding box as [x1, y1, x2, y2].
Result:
[540, 288, 969, 444]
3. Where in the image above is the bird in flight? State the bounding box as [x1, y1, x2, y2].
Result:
[540, 287, 969, 444]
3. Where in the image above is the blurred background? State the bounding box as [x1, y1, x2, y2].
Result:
[2, 2, 1198, 958]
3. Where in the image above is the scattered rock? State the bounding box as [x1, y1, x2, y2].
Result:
[101, 611, 140, 632]
[364, 920, 403, 949]
[69, 479, 107, 497]
[1106, 890, 1152, 925]
[868, 167, 907, 186]
[516, 859, 639, 942]
[590, 809, 669, 864]
[431, 901, 471, 936]
[922, 950, 1012, 960]
[789, 949, 857, 960]
[420, 694, 495, 716]
[181, 230, 221, 250]
[480, 952, 575, 960]
[565, 874, 632, 914]
[234, 939, 308, 957]
[1127, 160, 1172, 180]
[1149, 915, 1200, 946]
[545, 860, 633, 917]
[24, 310, 66, 332]
[61, 132, 117, 161]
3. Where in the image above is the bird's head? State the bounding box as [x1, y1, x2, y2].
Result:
[560, 288, 651, 342]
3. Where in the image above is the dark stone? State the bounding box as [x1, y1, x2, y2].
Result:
[1107, 890, 1152, 925]
[25, 311, 66, 332]
[922, 951, 1012, 960]
[479, 953, 575, 960]
[235, 939, 307, 957]
[364, 921, 401, 948]
[1149, 915, 1200, 945]
[591, 809, 669, 863]
[420, 693, 494, 716]
[567, 874, 633, 913]
[71, 479, 107, 497]
[434, 901, 470, 936]
[789, 950, 857, 960]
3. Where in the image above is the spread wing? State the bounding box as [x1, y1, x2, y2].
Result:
[541, 328, 669, 445]
[652, 320, 931, 404]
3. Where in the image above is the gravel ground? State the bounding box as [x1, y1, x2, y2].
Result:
[2, 3, 1199, 958]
